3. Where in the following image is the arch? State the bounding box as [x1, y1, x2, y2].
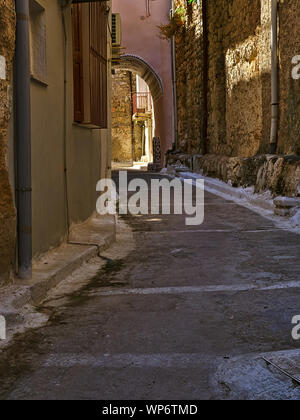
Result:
[113, 54, 163, 102]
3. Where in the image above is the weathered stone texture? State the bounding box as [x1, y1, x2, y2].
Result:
[175, 0, 203, 154]
[134, 121, 144, 161]
[0, 0, 16, 284]
[111, 70, 133, 163]
[207, 0, 270, 157]
[175, 0, 272, 157]
[259, 0, 272, 153]
[168, 151, 300, 197]
[172, 1, 300, 196]
[278, 0, 300, 155]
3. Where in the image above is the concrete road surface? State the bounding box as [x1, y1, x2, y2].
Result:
[0, 171, 300, 400]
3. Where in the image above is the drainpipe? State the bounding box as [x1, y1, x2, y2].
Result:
[146, 0, 151, 17]
[129, 72, 135, 165]
[15, 0, 32, 279]
[170, 1, 178, 150]
[61, 0, 72, 238]
[270, 0, 279, 154]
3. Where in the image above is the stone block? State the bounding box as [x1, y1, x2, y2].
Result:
[274, 197, 300, 209]
[274, 207, 291, 217]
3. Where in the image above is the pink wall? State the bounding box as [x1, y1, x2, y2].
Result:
[112, 0, 174, 160]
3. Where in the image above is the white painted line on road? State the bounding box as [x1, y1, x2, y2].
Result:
[44, 349, 300, 369]
[137, 228, 281, 235]
[91, 280, 300, 297]
[43, 352, 213, 368]
[141, 229, 234, 234]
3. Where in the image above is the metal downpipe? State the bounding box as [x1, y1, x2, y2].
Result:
[15, 0, 32, 279]
[270, 0, 279, 154]
[170, 1, 178, 150]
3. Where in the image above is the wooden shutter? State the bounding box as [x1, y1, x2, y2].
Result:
[72, 4, 84, 122]
[89, 2, 107, 128]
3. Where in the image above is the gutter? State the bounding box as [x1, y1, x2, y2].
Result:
[270, 0, 279, 154]
[15, 0, 32, 279]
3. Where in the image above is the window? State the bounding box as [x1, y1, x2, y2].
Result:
[29, 0, 47, 84]
[72, 2, 108, 128]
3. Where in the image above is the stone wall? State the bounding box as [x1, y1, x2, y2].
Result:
[0, 0, 16, 284]
[175, 0, 300, 159]
[174, 0, 203, 154]
[175, 0, 272, 158]
[207, 0, 270, 157]
[167, 152, 300, 198]
[111, 69, 133, 163]
[134, 121, 144, 161]
[278, 0, 300, 155]
[170, 1, 300, 198]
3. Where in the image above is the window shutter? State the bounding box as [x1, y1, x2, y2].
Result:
[72, 4, 84, 123]
[89, 2, 107, 128]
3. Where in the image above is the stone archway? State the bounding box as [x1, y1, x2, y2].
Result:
[114, 54, 163, 102]
[112, 55, 164, 166]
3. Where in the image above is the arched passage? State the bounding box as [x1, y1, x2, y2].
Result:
[112, 55, 165, 166]
[114, 54, 163, 102]
[112, 0, 174, 165]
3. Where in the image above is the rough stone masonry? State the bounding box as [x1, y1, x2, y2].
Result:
[171, 0, 300, 198]
[111, 69, 134, 163]
[0, 0, 16, 284]
[174, 0, 271, 157]
[175, 0, 203, 155]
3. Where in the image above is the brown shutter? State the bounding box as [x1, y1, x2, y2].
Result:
[72, 4, 84, 123]
[89, 2, 107, 128]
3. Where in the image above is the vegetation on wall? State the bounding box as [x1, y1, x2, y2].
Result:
[158, 0, 199, 40]
[158, 7, 185, 40]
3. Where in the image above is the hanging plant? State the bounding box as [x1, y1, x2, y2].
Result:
[158, 7, 185, 40]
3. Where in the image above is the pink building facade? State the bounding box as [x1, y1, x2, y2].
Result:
[112, 0, 174, 160]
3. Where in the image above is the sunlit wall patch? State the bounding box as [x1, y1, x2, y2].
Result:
[0, 55, 6, 80]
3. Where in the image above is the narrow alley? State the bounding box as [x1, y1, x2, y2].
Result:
[0, 171, 300, 400]
[2, 0, 300, 403]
